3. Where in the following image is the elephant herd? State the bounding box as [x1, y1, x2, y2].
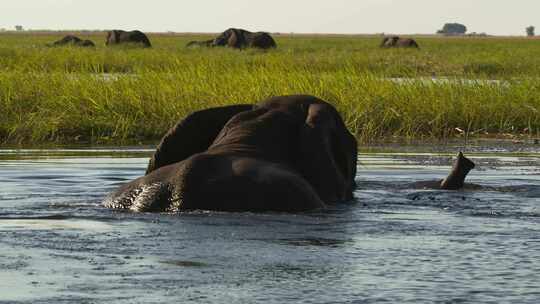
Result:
[49, 28, 277, 50]
[46, 29, 423, 213]
[49, 29, 419, 50]
[49, 30, 152, 48]
[104, 95, 474, 213]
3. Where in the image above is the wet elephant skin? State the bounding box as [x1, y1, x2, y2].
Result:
[103, 95, 357, 213]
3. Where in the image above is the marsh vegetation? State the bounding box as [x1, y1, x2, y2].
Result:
[1, 32, 539, 145]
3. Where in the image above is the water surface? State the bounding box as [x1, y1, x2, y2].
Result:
[0, 146, 539, 303]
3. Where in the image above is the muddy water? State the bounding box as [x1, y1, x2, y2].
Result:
[0, 147, 539, 303]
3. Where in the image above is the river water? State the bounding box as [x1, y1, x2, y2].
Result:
[0, 145, 539, 303]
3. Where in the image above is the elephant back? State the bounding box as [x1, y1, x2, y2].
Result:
[400, 38, 419, 48]
[380, 36, 419, 48]
[106, 30, 152, 47]
[249, 32, 277, 49]
[53, 35, 81, 46]
[146, 104, 253, 174]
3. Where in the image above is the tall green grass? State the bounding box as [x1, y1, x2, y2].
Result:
[0, 33, 539, 145]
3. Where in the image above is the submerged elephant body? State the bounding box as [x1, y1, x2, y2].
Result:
[104, 95, 357, 212]
[106, 30, 152, 48]
[380, 36, 419, 48]
[412, 152, 476, 190]
[49, 35, 95, 47]
[186, 28, 277, 49]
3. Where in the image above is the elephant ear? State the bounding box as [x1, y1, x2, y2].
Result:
[227, 30, 239, 48]
[146, 104, 253, 174]
[296, 103, 357, 203]
[107, 30, 117, 45]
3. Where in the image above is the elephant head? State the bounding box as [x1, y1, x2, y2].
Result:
[213, 28, 245, 48]
[380, 36, 399, 48]
[380, 37, 390, 47]
[104, 95, 357, 213]
[227, 29, 242, 48]
[105, 30, 118, 46]
[212, 28, 234, 46]
[409, 152, 476, 190]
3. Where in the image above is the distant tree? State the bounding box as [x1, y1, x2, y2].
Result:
[15, 25, 23, 31]
[526, 26, 535, 37]
[437, 23, 467, 36]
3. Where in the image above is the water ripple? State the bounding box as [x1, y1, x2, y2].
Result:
[1, 150, 539, 303]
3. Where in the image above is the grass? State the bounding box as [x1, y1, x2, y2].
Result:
[0, 32, 539, 145]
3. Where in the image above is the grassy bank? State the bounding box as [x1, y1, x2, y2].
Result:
[1, 33, 539, 145]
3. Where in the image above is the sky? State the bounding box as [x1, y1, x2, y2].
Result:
[1, 0, 538, 35]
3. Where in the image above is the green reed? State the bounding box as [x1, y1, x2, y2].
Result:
[0, 32, 539, 145]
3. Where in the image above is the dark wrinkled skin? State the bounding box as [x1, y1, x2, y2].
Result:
[106, 30, 152, 48]
[48, 35, 95, 47]
[380, 36, 419, 48]
[187, 28, 277, 49]
[103, 95, 357, 213]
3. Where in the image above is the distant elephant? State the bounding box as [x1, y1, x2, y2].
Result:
[103, 95, 357, 213]
[212, 28, 277, 49]
[186, 39, 214, 48]
[380, 36, 419, 48]
[48, 35, 95, 47]
[106, 30, 152, 48]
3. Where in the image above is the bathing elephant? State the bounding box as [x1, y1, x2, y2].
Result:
[103, 95, 357, 213]
[380, 36, 419, 48]
[106, 30, 152, 48]
[48, 35, 95, 47]
[212, 28, 277, 49]
[412, 152, 476, 190]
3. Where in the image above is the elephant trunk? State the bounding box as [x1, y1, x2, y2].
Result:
[440, 152, 475, 190]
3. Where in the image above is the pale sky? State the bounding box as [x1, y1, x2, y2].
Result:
[1, 0, 538, 35]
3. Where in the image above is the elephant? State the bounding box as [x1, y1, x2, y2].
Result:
[213, 28, 277, 49]
[187, 28, 277, 49]
[412, 152, 476, 190]
[48, 35, 95, 47]
[106, 30, 152, 48]
[380, 36, 419, 48]
[440, 152, 475, 189]
[103, 95, 357, 213]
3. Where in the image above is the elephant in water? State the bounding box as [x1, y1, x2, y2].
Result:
[380, 36, 419, 48]
[440, 152, 475, 189]
[412, 152, 476, 190]
[103, 95, 357, 212]
[186, 28, 277, 49]
[106, 30, 152, 48]
[48, 35, 95, 47]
